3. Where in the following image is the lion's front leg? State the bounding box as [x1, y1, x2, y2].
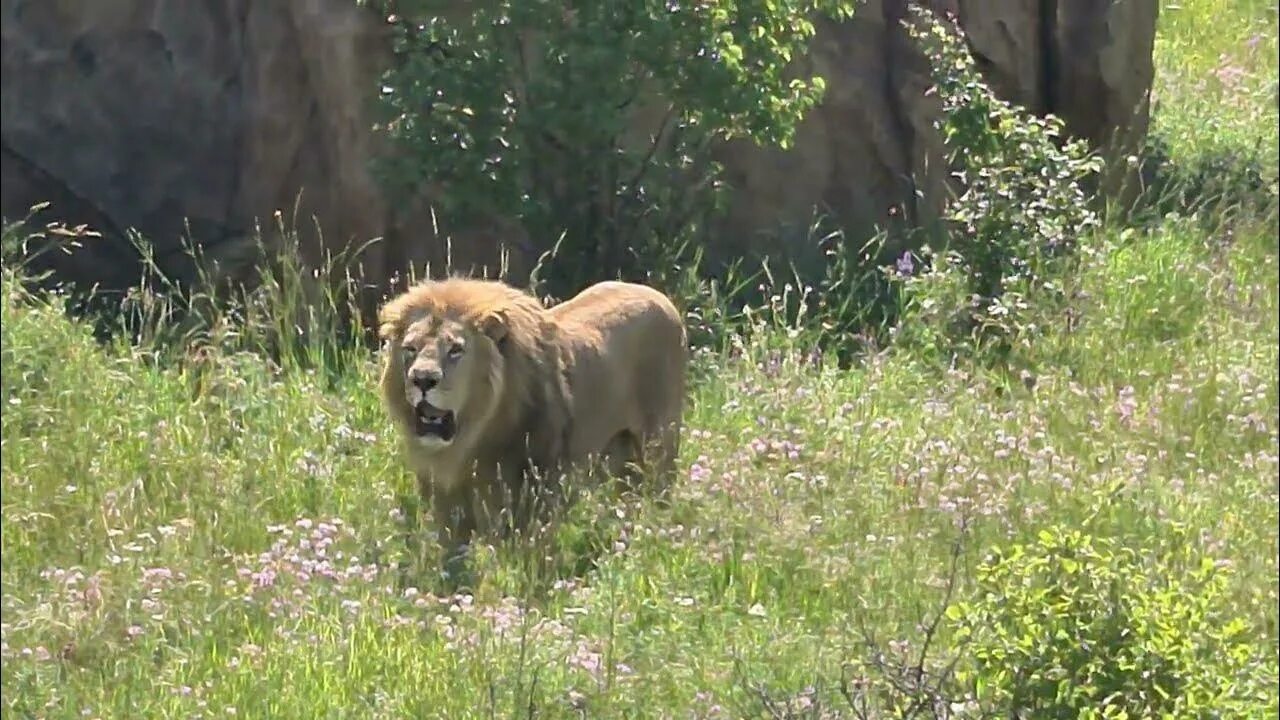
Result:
[508, 455, 565, 543]
[428, 479, 477, 584]
[471, 456, 548, 542]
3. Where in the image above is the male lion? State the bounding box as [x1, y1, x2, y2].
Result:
[377, 277, 686, 569]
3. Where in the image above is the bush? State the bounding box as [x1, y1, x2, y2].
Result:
[892, 7, 1104, 363]
[947, 525, 1278, 719]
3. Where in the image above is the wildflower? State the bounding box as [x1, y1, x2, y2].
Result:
[142, 567, 174, 585]
[689, 457, 713, 482]
[251, 568, 277, 589]
[896, 251, 915, 276]
[1114, 385, 1138, 426]
[568, 643, 603, 676]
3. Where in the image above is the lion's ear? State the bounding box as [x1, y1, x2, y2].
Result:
[479, 310, 509, 345]
[377, 321, 400, 342]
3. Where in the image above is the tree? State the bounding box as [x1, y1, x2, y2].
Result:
[364, 0, 856, 298]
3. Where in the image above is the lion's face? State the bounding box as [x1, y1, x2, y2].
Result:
[390, 313, 505, 452]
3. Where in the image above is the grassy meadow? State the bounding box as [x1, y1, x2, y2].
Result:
[2, 1, 1278, 718]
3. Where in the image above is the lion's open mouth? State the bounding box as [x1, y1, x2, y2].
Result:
[413, 401, 458, 442]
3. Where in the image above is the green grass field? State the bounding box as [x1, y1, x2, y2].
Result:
[3, 2, 1277, 717]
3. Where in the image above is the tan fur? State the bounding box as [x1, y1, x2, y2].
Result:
[377, 277, 686, 566]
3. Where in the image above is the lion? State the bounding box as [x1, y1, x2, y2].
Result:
[376, 277, 687, 571]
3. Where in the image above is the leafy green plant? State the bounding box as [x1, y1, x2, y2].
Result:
[364, 0, 854, 301]
[893, 6, 1105, 363]
[948, 525, 1278, 719]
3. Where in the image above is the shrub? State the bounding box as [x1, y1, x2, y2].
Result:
[947, 525, 1278, 719]
[892, 7, 1105, 363]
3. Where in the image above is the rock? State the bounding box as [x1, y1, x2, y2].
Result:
[0, 0, 1158, 307]
[1050, 0, 1159, 200]
[711, 2, 954, 271]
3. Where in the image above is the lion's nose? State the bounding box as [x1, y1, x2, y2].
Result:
[410, 368, 441, 391]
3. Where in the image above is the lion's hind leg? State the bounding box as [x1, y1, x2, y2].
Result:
[600, 430, 646, 494]
[653, 418, 681, 499]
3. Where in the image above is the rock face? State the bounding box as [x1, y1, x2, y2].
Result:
[1, 0, 1157, 306]
[1, 0, 396, 302]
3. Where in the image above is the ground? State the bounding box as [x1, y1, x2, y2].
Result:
[2, 1, 1277, 717]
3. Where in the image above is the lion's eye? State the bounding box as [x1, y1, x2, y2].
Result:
[447, 342, 465, 359]
[401, 346, 417, 362]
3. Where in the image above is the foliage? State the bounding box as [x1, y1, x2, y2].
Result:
[1132, 131, 1278, 227]
[892, 7, 1104, 363]
[366, 0, 855, 300]
[948, 522, 1278, 719]
[687, 213, 901, 370]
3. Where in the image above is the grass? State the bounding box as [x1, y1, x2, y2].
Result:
[1153, 0, 1278, 170]
[2, 2, 1278, 718]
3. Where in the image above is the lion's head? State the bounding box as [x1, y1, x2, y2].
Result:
[377, 279, 546, 459]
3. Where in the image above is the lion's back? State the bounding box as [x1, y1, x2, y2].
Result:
[550, 280, 684, 344]
[549, 282, 686, 458]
